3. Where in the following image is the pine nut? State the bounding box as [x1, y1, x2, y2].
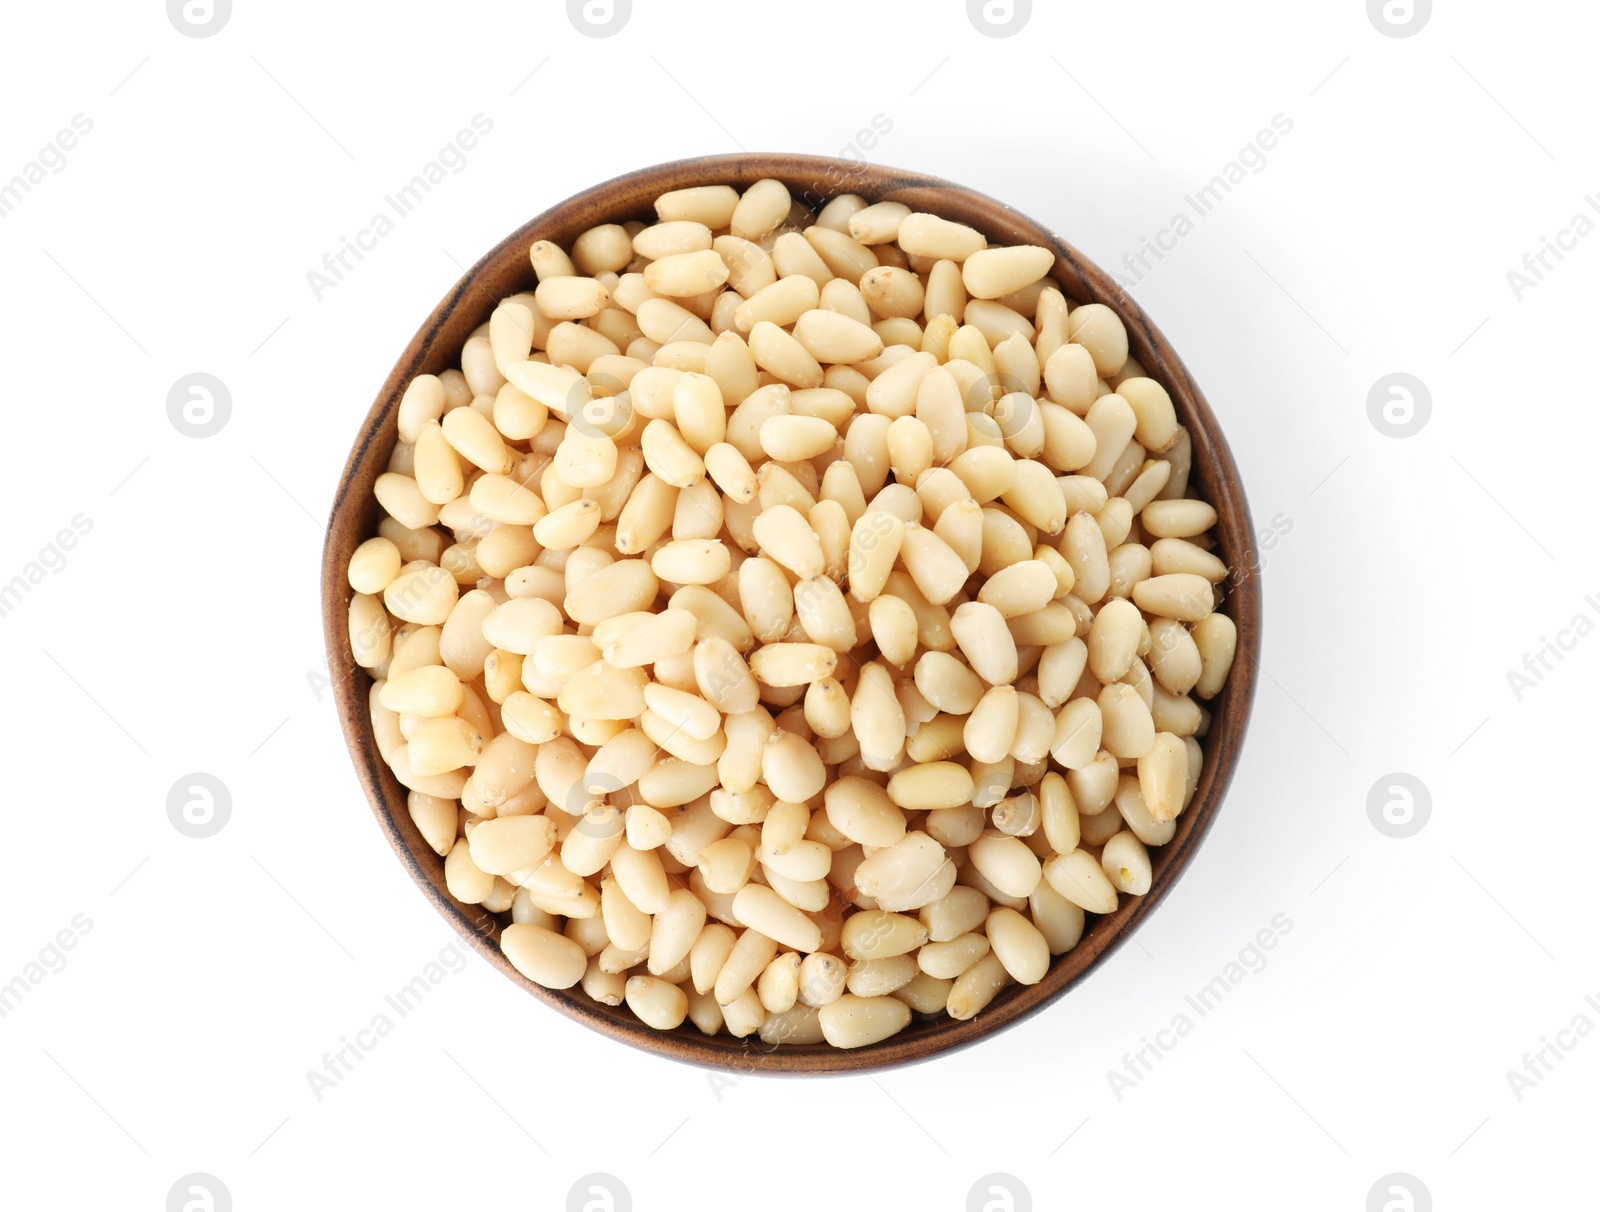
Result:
[637, 297, 715, 346]
[951, 601, 1019, 684]
[656, 184, 740, 227]
[898, 213, 986, 261]
[946, 952, 1010, 1020]
[689, 923, 738, 994]
[380, 665, 464, 717]
[697, 836, 753, 895]
[748, 320, 825, 389]
[374, 472, 441, 531]
[978, 559, 1057, 618]
[886, 762, 974, 812]
[715, 235, 776, 297]
[1067, 304, 1129, 377]
[846, 955, 917, 996]
[733, 884, 822, 953]
[798, 951, 848, 1006]
[821, 777, 905, 848]
[985, 907, 1051, 984]
[625, 975, 689, 1029]
[633, 220, 714, 260]
[918, 934, 991, 979]
[761, 414, 838, 462]
[1098, 682, 1156, 759]
[751, 504, 825, 579]
[572, 224, 633, 276]
[962, 245, 1054, 300]
[1043, 847, 1118, 914]
[713, 928, 778, 1004]
[1130, 572, 1214, 623]
[501, 923, 586, 989]
[850, 661, 905, 772]
[1101, 830, 1153, 895]
[965, 685, 1020, 765]
[734, 275, 819, 333]
[636, 757, 720, 808]
[969, 830, 1043, 899]
[868, 595, 918, 666]
[350, 595, 392, 669]
[896, 524, 967, 606]
[730, 179, 791, 241]
[1192, 612, 1238, 699]
[841, 911, 929, 960]
[645, 249, 730, 297]
[348, 181, 1240, 1046]
[757, 952, 803, 1013]
[1029, 881, 1086, 955]
[793, 308, 884, 365]
[865, 350, 937, 419]
[721, 986, 765, 1036]
[601, 874, 652, 952]
[467, 814, 559, 880]
[535, 275, 611, 321]
[651, 538, 732, 586]
[1088, 597, 1144, 683]
[761, 728, 826, 802]
[818, 994, 912, 1048]
[1142, 498, 1218, 539]
[805, 225, 878, 281]
[398, 374, 448, 443]
[347, 537, 403, 595]
[768, 232, 829, 288]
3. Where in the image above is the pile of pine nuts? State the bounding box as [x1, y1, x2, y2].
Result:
[348, 179, 1238, 1049]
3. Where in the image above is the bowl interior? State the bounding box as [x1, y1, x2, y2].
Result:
[322, 153, 1260, 1075]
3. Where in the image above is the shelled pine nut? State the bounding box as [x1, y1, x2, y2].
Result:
[349, 178, 1238, 1049]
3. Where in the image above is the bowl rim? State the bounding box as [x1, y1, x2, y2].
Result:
[321, 152, 1261, 1076]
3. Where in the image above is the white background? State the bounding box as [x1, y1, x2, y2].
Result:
[1, 1, 1592, 1208]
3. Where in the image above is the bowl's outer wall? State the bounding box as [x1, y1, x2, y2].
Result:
[322, 154, 1261, 1075]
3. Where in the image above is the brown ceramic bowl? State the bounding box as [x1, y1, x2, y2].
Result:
[322, 153, 1261, 1075]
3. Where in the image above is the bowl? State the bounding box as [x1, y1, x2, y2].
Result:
[321, 153, 1261, 1074]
